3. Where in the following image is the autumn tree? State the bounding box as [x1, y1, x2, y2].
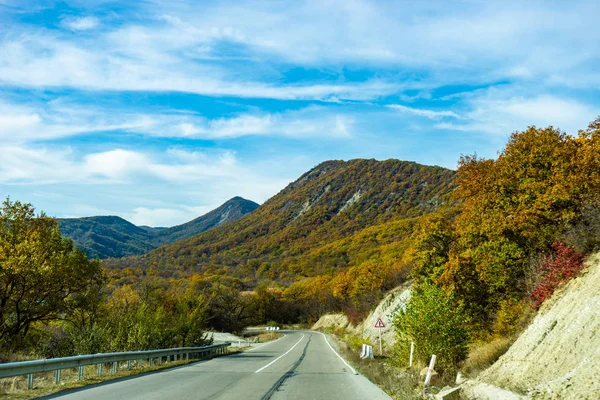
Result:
[0, 198, 104, 349]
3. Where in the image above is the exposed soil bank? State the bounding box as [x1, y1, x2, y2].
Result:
[477, 252, 600, 399]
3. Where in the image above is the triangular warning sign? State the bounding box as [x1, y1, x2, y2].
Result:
[374, 318, 385, 328]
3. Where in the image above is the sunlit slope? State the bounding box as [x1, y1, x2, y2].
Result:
[107, 159, 456, 283]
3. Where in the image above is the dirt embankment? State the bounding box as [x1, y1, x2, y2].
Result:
[312, 281, 411, 348]
[476, 252, 600, 399]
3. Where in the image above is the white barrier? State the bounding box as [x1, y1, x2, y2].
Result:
[265, 326, 280, 331]
[359, 344, 374, 359]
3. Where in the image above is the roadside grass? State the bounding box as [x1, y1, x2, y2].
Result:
[250, 332, 284, 343]
[322, 330, 423, 400]
[0, 350, 241, 399]
[461, 336, 514, 378]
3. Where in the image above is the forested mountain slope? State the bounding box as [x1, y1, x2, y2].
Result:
[58, 197, 259, 259]
[107, 159, 456, 288]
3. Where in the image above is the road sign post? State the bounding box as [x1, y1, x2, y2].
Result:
[374, 318, 385, 355]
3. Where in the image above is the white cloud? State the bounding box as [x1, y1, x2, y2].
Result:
[0, 99, 355, 142]
[0, 33, 401, 100]
[435, 89, 597, 136]
[61, 16, 100, 31]
[84, 149, 150, 181]
[1, 1, 597, 100]
[387, 104, 460, 120]
[0, 144, 292, 226]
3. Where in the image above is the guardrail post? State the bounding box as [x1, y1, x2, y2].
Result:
[113, 361, 117, 373]
[127, 360, 131, 370]
[27, 373, 33, 390]
[97, 363, 102, 376]
[55, 369, 61, 384]
[149, 358, 153, 367]
[78, 366, 83, 380]
[186, 352, 189, 361]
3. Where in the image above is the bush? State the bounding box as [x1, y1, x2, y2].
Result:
[531, 241, 584, 309]
[35, 325, 75, 359]
[492, 298, 530, 337]
[393, 283, 469, 374]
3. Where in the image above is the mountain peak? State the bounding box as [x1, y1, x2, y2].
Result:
[58, 197, 259, 259]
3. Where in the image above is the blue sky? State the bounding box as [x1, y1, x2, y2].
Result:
[1, 0, 598, 227]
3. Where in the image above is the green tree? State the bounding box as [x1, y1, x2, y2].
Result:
[394, 283, 469, 373]
[0, 198, 104, 349]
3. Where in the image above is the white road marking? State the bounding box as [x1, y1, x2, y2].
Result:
[254, 334, 305, 373]
[317, 331, 359, 375]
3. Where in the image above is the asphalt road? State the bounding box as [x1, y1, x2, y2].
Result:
[43, 331, 390, 400]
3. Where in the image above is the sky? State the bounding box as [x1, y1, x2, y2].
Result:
[0, 0, 598, 227]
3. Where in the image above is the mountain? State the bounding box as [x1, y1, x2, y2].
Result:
[58, 197, 259, 259]
[107, 159, 456, 285]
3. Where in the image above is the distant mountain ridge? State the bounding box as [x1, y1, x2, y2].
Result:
[58, 197, 259, 259]
[106, 159, 457, 286]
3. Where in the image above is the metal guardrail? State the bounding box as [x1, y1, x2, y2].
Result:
[0, 342, 231, 390]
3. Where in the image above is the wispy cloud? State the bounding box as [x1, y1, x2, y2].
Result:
[0, 33, 401, 100]
[435, 88, 597, 136]
[0, 146, 238, 185]
[387, 104, 460, 120]
[60, 16, 99, 31]
[0, 99, 355, 141]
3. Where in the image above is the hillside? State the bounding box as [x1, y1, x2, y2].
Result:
[58, 197, 259, 259]
[107, 159, 456, 287]
[467, 252, 600, 399]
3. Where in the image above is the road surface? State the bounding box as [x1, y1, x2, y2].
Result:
[43, 331, 391, 400]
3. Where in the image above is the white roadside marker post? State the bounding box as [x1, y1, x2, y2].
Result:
[424, 354, 436, 387]
[409, 342, 414, 368]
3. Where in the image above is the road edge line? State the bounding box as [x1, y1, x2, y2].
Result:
[254, 334, 305, 373]
[317, 331, 359, 375]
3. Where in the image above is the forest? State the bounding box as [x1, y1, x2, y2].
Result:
[1, 119, 598, 371]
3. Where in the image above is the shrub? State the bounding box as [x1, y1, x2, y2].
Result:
[530, 241, 584, 309]
[393, 283, 470, 374]
[492, 298, 530, 337]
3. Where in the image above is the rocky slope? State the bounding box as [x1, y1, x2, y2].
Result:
[474, 252, 600, 399]
[58, 197, 259, 259]
[313, 282, 411, 349]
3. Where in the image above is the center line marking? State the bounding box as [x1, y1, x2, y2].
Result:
[254, 334, 305, 373]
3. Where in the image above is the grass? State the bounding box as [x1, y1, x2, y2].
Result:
[461, 336, 514, 378]
[246, 332, 284, 343]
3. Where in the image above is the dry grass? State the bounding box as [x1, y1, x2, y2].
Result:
[251, 332, 284, 343]
[461, 336, 514, 378]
